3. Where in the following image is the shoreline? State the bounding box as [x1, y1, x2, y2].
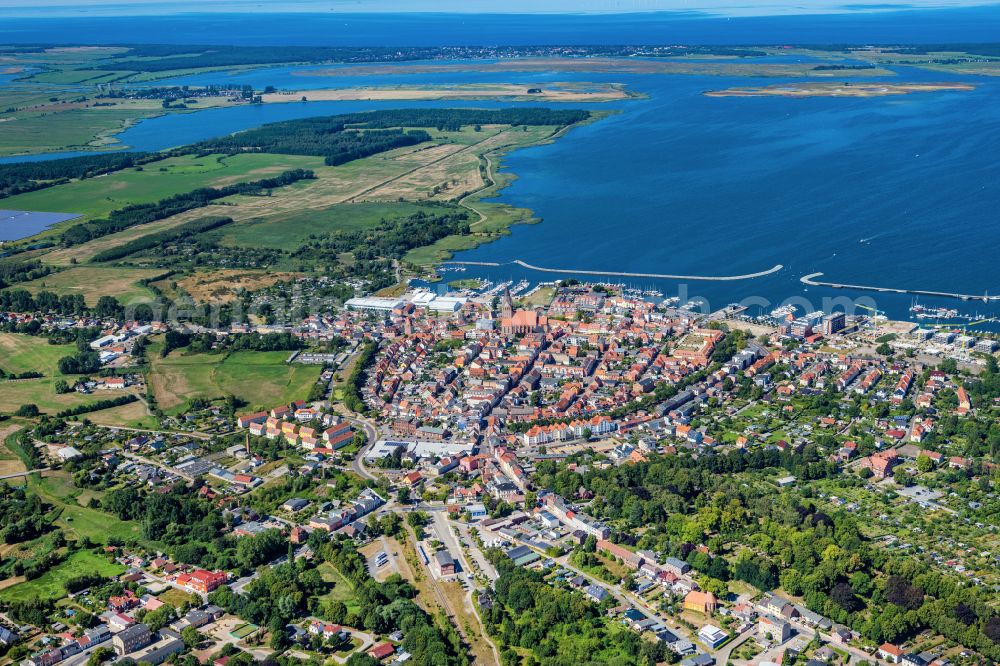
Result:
[403, 111, 612, 269]
[262, 82, 635, 104]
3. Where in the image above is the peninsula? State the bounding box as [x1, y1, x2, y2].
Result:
[704, 81, 975, 97]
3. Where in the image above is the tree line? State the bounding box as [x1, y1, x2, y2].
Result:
[0, 151, 151, 199]
[292, 209, 471, 262]
[91, 215, 233, 262]
[0, 259, 53, 290]
[60, 169, 314, 246]
[192, 108, 590, 164]
[194, 124, 430, 167]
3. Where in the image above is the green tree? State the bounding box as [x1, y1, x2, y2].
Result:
[181, 626, 201, 649]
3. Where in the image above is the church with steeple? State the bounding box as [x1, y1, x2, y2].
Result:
[499, 285, 548, 336]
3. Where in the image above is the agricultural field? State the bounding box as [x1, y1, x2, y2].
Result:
[148, 349, 321, 413]
[0, 549, 125, 602]
[2, 152, 324, 222]
[14, 265, 164, 305]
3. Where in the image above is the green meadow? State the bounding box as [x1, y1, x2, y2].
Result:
[149, 347, 321, 414]
[0, 549, 125, 602]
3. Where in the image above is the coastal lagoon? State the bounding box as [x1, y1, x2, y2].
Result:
[1, 37, 998, 320]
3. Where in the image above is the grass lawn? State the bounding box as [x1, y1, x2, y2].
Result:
[0, 331, 74, 376]
[0, 333, 136, 415]
[1, 153, 324, 219]
[0, 549, 125, 602]
[14, 265, 164, 305]
[149, 349, 321, 414]
[217, 201, 439, 252]
[0, 423, 28, 476]
[519, 286, 556, 308]
[317, 561, 361, 614]
[157, 587, 200, 607]
[28, 471, 143, 544]
[84, 399, 159, 429]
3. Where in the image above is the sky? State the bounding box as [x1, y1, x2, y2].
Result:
[2, 0, 1000, 17]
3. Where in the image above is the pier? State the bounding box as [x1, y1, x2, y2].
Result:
[440, 260, 784, 282]
[800, 273, 998, 303]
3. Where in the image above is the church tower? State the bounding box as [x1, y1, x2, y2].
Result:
[500, 286, 514, 320]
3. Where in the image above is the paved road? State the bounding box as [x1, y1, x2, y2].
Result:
[94, 423, 213, 440]
[713, 627, 753, 664]
[347, 416, 379, 481]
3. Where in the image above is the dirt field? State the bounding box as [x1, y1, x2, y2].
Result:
[175, 270, 301, 304]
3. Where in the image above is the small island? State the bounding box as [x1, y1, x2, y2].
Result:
[704, 81, 975, 97]
[263, 82, 634, 104]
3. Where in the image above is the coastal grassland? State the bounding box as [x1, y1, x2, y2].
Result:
[0, 333, 134, 415]
[0, 549, 126, 602]
[263, 82, 632, 104]
[0, 106, 154, 157]
[38, 124, 560, 274]
[148, 348, 321, 414]
[41, 206, 233, 265]
[402, 123, 572, 265]
[353, 124, 540, 202]
[14, 265, 164, 305]
[215, 201, 445, 252]
[786, 46, 1000, 76]
[1, 152, 324, 222]
[18, 68, 128, 85]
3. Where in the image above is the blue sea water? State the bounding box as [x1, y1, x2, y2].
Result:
[2, 10, 999, 320]
[2, 9, 1000, 45]
[446, 69, 1000, 320]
